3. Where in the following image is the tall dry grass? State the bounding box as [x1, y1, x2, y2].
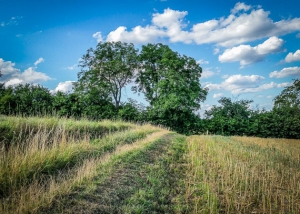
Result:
[0, 116, 165, 214]
[0, 115, 136, 149]
[185, 135, 300, 213]
[0, 130, 169, 214]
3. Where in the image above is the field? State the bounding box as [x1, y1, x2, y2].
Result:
[0, 116, 299, 213]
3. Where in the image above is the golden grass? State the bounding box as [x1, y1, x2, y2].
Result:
[232, 136, 300, 162]
[185, 135, 300, 213]
[0, 123, 159, 196]
[0, 115, 136, 149]
[0, 119, 169, 214]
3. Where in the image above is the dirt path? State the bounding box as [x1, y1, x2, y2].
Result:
[43, 133, 188, 214]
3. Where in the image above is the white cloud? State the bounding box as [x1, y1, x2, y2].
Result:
[277, 82, 292, 88]
[106, 25, 165, 44]
[200, 66, 220, 79]
[201, 70, 215, 79]
[231, 2, 251, 14]
[197, 59, 209, 65]
[218, 37, 284, 66]
[151, 8, 190, 43]
[52, 81, 74, 93]
[205, 74, 289, 94]
[100, 5, 300, 47]
[0, 58, 19, 76]
[284, 50, 300, 63]
[0, 58, 51, 87]
[213, 93, 223, 98]
[65, 64, 78, 70]
[34, 57, 44, 66]
[19, 67, 49, 83]
[92, 31, 103, 43]
[269, 66, 300, 78]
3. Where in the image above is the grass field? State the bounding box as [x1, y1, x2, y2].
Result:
[186, 135, 300, 213]
[0, 116, 299, 213]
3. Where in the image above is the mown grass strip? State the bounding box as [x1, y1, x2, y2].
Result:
[0, 130, 170, 214]
[123, 134, 188, 214]
[38, 131, 173, 214]
[0, 124, 159, 199]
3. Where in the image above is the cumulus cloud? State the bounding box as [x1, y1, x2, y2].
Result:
[284, 50, 300, 63]
[219, 37, 284, 66]
[52, 81, 74, 93]
[106, 26, 165, 44]
[269, 66, 300, 78]
[92, 31, 103, 43]
[95, 4, 300, 47]
[205, 74, 290, 94]
[0, 58, 51, 87]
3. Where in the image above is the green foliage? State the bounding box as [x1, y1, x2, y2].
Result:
[204, 87, 300, 139]
[134, 43, 207, 134]
[117, 99, 147, 122]
[0, 85, 15, 114]
[77, 41, 138, 108]
[205, 97, 253, 135]
[0, 84, 53, 116]
[274, 79, 300, 109]
[271, 79, 300, 139]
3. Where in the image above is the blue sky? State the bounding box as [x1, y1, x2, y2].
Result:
[1, 0, 300, 114]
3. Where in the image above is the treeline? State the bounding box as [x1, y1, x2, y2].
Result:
[203, 82, 300, 139]
[0, 42, 299, 138]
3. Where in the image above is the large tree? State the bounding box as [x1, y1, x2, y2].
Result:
[76, 41, 139, 108]
[134, 43, 207, 134]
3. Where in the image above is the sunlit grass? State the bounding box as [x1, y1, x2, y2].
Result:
[185, 135, 300, 213]
[0, 122, 159, 196]
[0, 129, 170, 214]
[0, 115, 165, 213]
[0, 115, 136, 149]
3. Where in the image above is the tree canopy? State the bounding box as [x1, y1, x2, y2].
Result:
[134, 43, 207, 134]
[76, 41, 138, 108]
